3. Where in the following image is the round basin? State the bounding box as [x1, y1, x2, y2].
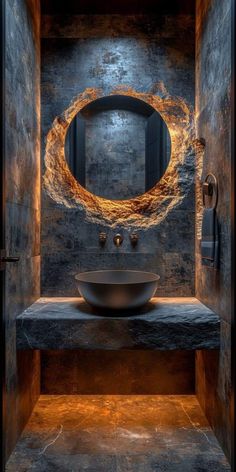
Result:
[75, 270, 160, 310]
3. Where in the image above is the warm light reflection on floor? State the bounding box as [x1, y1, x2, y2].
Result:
[6, 395, 230, 471]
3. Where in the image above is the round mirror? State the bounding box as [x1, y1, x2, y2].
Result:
[65, 95, 171, 200]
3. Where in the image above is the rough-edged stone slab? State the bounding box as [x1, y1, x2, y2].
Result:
[16, 297, 220, 350]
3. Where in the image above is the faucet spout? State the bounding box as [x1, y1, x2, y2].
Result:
[113, 233, 123, 247]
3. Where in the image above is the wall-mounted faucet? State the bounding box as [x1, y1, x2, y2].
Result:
[113, 233, 123, 247]
[99, 232, 138, 247]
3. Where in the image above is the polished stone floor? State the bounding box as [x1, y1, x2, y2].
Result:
[6, 395, 230, 472]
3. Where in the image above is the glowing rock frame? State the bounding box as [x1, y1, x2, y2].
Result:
[44, 85, 200, 228]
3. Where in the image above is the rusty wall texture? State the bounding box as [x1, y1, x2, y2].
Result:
[41, 350, 195, 395]
[195, 0, 232, 462]
[5, 0, 41, 460]
[41, 14, 195, 296]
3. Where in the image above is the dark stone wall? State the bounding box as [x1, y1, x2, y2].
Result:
[41, 13, 195, 297]
[41, 350, 195, 395]
[5, 0, 41, 460]
[195, 0, 232, 462]
[39, 13, 196, 399]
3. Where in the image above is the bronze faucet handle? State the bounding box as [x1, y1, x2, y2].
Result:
[113, 233, 123, 247]
[99, 232, 107, 245]
[130, 233, 138, 247]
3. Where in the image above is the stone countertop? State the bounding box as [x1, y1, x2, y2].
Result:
[16, 297, 220, 350]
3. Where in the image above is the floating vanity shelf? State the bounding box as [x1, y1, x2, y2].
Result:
[16, 297, 220, 350]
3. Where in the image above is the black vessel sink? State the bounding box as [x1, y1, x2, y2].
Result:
[75, 270, 160, 310]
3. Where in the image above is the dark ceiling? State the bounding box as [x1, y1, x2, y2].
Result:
[41, 0, 195, 15]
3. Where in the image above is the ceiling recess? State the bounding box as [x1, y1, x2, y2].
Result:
[41, 0, 195, 15]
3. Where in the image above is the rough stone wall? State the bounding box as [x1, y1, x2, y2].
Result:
[41, 14, 195, 296]
[195, 0, 232, 462]
[5, 0, 41, 459]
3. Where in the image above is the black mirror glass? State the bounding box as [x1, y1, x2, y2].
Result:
[65, 95, 171, 200]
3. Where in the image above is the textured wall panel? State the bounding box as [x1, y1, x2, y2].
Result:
[41, 13, 195, 296]
[195, 0, 232, 462]
[5, 0, 41, 459]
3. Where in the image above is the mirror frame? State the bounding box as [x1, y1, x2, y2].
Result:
[43, 86, 196, 228]
[65, 94, 172, 200]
